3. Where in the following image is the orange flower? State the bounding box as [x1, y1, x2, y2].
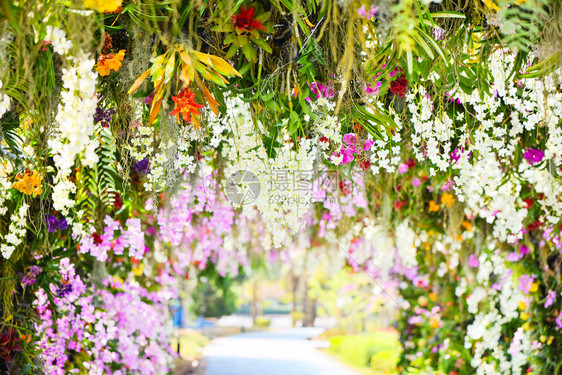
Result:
[441, 193, 455, 208]
[170, 88, 205, 125]
[96, 50, 126, 76]
[429, 200, 440, 212]
[13, 170, 43, 197]
[461, 220, 472, 232]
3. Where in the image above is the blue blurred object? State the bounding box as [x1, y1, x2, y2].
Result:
[195, 315, 213, 329]
[171, 299, 183, 328]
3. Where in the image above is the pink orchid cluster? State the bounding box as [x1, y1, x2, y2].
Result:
[330, 133, 374, 169]
[79, 216, 146, 262]
[34, 258, 173, 375]
[157, 172, 239, 276]
[309, 82, 335, 99]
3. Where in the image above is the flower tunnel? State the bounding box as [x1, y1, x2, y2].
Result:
[0, 0, 562, 374]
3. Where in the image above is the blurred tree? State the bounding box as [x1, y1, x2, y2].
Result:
[190, 265, 245, 318]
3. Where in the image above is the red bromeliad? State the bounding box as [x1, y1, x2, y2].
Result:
[170, 88, 205, 124]
[232, 6, 266, 33]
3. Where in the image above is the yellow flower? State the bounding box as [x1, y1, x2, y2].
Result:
[113, 275, 124, 284]
[13, 170, 43, 197]
[547, 336, 554, 345]
[483, 0, 500, 11]
[518, 301, 527, 311]
[520, 312, 529, 320]
[429, 315, 440, 329]
[441, 193, 455, 208]
[132, 263, 145, 277]
[83, 0, 122, 12]
[429, 200, 440, 212]
[540, 335, 546, 342]
[429, 292, 437, 302]
[529, 282, 539, 293]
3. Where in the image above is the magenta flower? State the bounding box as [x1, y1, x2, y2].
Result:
[341, 148, 355, 164]
[310, 82, 335, 99]
[144, 91, 155, 105]
[523, 148, 545, 165]
[343, 133, 357, 146]
[412, 177, 421, 187]
[398, 163, 409, 174]
[365, 81, 382, 95]
[468, 254, 479, 268]
[545, 290, 556, 308]
[450, 149, 461, 163]
[519, 245, 530, 256]
[389, 66, 402, 78]
[363, 139, 374, 151]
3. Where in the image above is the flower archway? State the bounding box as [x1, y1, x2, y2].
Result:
[0, 0, 562, 374]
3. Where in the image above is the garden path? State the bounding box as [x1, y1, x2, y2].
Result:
[200, 327, 360, 375]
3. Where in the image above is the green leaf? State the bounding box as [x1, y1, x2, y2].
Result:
[413, 34, 434, 60]
[253, 37, 272, 53]
[242, 43, 257, 62]
[225, 43, 239, 60]
[430, 11, 466, 19]
[416, 27, 448, 65]
[224, 33, 236, 45]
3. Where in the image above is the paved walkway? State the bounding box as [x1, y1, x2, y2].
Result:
[201, 327, 360, 375]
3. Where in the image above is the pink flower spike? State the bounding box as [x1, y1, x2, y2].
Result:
[357, 5, 367, 17]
